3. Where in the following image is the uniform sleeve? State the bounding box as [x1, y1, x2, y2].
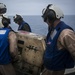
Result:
[8, 31, 18, 58]
[59, 29, 75, 60]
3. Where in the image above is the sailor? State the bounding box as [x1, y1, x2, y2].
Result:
[0, 3, 18, 75]
[41, 4, 75, 75]
[13, 14, 31, 32]
[0, 3, 7, 28]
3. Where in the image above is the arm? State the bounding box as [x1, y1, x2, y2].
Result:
[8, 31, 18, 58]
[59, 29, 75, 60]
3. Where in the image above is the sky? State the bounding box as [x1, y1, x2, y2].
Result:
[0, 0, 75, 15]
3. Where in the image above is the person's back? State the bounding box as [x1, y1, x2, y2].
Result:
[41, 4, 75, 75]
[0, 3, 18, 75]
[13, 14, 31, 32]
[0, 28, 17, 75]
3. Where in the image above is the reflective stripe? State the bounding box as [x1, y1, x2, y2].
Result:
[0, 30, 6, 34]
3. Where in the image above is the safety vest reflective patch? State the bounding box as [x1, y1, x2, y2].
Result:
[44, 21, 74, 70]
[0, 28, 11, 64]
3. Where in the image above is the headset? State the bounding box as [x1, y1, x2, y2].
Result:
[13, 14, 23, 23]
[2, 15, 10, 27]
[42, 4, 64, 22]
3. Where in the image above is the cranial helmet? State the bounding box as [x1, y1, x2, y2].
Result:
[42, 4, 64, 22]
[13, 14, 23, 23]
[0, 3, 7, 15]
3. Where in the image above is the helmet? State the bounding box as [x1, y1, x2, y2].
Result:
[0, 3, 7, 15]
[42, 4, 64, 22]
[13, 14, 23, 23]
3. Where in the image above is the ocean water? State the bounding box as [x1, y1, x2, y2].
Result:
[10, 15, 75, 36]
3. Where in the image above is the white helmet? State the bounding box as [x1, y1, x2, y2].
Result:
[0, 3, 7, 15]
[42, 4, 64, 22]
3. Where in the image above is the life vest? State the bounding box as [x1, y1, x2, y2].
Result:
[18, 21, 31, 32]
[44, 21, 74, 70]
[0, 28, 11, 64]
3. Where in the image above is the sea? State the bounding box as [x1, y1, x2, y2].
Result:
[9, 15, 75, 36]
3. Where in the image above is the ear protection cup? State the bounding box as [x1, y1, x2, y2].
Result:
[42, 4, 56, 22]
[2, 17, 10, 27]
[47, 10, 56, 22]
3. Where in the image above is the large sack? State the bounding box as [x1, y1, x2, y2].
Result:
[16, 31, 46, 75]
